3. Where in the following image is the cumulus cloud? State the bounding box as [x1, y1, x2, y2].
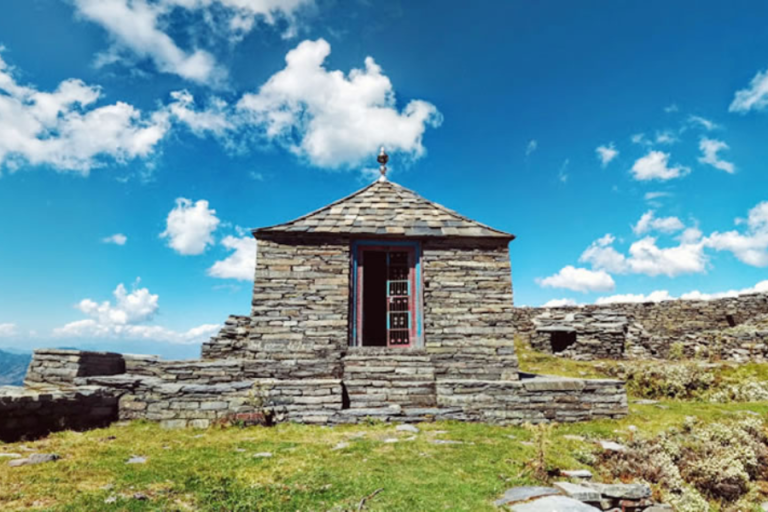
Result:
[208, 235, 256, 280]
[681, 280, 768, 300]
[632, 210, 685, 235]
[538, 265, 615, 293]
[595, 290, 673, 305]
[542, 298, 578, 307]
[698, 137, 735, 174]
[0, 323, 17, 338]
[167, 90, 233, 136]
[730, 68, 768, 113]
[72, 0, 312, 84]
[580, 231, 706, 278]
[102, 233, 127, 245]
[0, 51, 168, 174]
[53, 281, 219, 344]
[596, 143, 618, 167]
[236, 39, 442, 169]
[161, 198, 220, 255]
[630, 151, 690, 181]
[704, 201, 768, 267]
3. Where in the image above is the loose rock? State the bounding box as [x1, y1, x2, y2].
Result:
[395, 424, 420, 434]
[8, 453, 60, 467]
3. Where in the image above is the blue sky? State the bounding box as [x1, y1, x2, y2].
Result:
[1, 0, 768, 357]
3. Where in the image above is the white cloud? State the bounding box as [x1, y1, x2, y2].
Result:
[580, 231, 706, 278]
[596, 143, 618, 167]
[698, 137, 735, 174]
[542, 298, 578, 307]
[704, 201, 768, 267]
[630, 151, 690, 181]
[538, 265, 615, 293]
[168, 90, 232, 136]
[558, 159, 569, 183]
[236, 39, 442, 169]
[579, 234, 627, 274]
[730, 69, 768, 113]
[644, 191, 672, 202]
[0, 51, 168, 174]
[72, 0, 312, 84]
[632, 210, 684, 235]
[681, 280, 768, 300]
[525, 139, 538, 157]
[688, 115, 720, 131]
[595, 290, 673, 305]
[53, 281, 219, 344]
[208, 235, 256, 280]
[102, 233, 127, 245]
[664, 104, 679, 113]
[654, 130, 678, 145]
[161, 198, 220, 255]
[0, 323, 17, 338]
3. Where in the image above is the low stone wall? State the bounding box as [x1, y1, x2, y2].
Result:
[343, 348, 436, 409]
[514, 293, 768, 361]
[25, 349, 126, 387]
[82, 375, 343, 427]
[0, 385, 118, 442]
[437, 374, 627, 424]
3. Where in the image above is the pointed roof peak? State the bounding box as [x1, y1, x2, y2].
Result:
[254, 178, 514, 240]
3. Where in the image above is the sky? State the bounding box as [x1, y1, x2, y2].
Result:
[1, 1, 768, 358]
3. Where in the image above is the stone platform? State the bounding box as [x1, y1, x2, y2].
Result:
[0, 349, 627, 440]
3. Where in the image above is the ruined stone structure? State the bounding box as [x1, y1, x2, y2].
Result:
[514, 292, 768, 361]
[0, 168, 628, 440]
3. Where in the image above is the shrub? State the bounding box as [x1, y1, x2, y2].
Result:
[599, 417, 768, 506]
[603, 362, 715, 400]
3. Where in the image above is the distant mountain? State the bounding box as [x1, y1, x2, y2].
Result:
[0, 349, 31, 386]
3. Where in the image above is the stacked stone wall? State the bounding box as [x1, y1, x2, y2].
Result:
[343, 348, 436, 409]
[422, 239, 519, 380]
[25, 349, 125, 387]
[0, 385, 118, 442]
[514, 293, 768, 361]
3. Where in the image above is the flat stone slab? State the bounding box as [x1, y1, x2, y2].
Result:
[395, 424, 420, 433]
[598, 440, 627, 452]
[494, 487, 560, 507]
[553, 482, 601, 502]
[253, 452, 273, 458]
[584, 482, 651, 500]
[510, 496, 601, 511]
[126, 456, 147, 464]
[561, 469, 593, 479]
[8, 453, 60, 467]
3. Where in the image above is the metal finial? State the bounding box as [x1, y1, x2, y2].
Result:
[377, 147, 388, 181]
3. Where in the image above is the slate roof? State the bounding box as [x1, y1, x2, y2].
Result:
[254, 179, 514, 239]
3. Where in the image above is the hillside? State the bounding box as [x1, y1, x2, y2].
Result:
[0, 350, 30, 386]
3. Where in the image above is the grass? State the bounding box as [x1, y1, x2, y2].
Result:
[2, 347, 768, 510]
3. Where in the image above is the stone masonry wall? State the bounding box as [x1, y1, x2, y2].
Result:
[422, 239, 519, 380]
[25, 349, 126, 387]
[513, 292, 768, 361]
[0, 385, 118, 442]
[202, 237, 348, 378]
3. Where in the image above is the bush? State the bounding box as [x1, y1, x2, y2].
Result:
[603, 362, 715, 400]
[599, 416, 768, 507]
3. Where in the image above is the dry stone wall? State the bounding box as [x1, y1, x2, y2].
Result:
[514, 293, 768, 361]
[422, 239, 519, 380]
[0, 385, 118, 442]
[25, 349, 126, 387]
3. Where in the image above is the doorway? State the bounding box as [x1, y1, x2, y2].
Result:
[353, 243, 420, 348]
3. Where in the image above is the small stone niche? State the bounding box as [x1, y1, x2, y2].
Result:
[550, 330, 577, 353]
